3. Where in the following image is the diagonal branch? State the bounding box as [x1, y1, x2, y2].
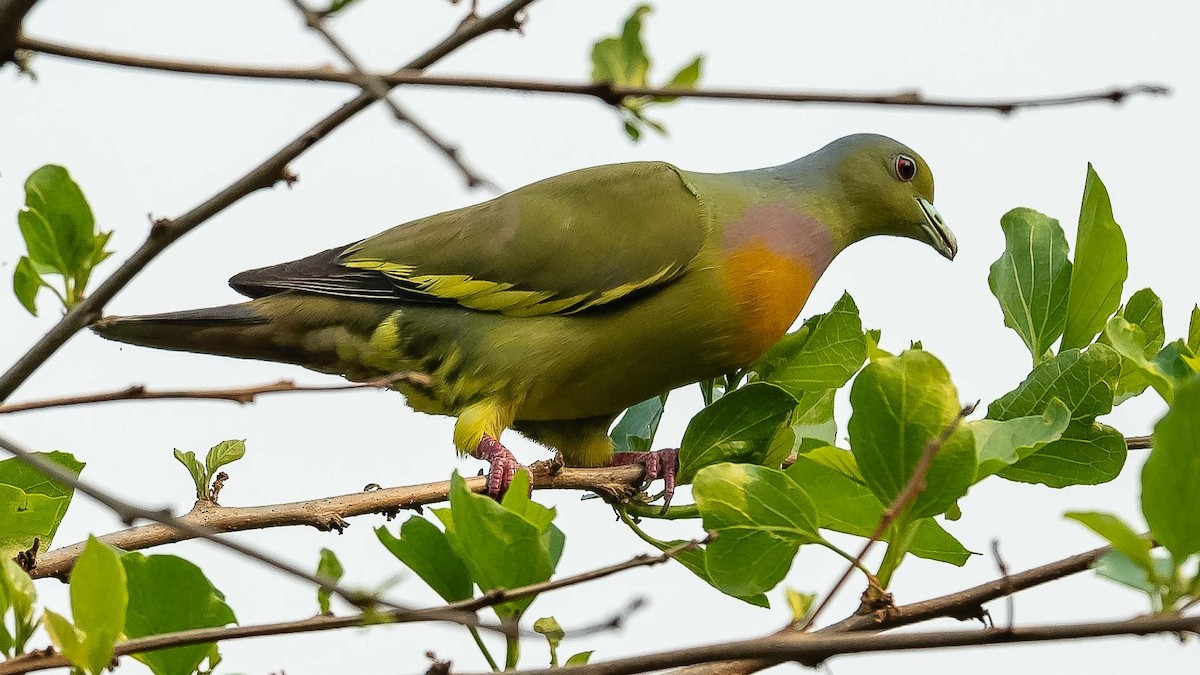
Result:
[0, 540, 690, 675]
[12, 35, 1171, 114]
[284, 0, 493, 189]
[0, 0, 535, 404]
[0, 371, 428, 415]
[28, 462, 647, 579]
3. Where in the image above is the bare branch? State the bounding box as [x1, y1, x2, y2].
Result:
[0, 0, 536, 403]
[481, 613, 1200, 675]
[0, 371, 429, 415]
[29, 462, 647, 579]
[13, 35, 1171, 114]
[284, 0, 493, 189]
[0, 541, 689, 675]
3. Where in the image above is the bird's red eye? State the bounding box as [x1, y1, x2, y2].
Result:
[895, 155, 917, 181]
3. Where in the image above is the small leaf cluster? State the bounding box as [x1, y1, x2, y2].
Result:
[590, 5, 703, 141]
[12, 165, 112, 316]
[173, 440, 246, 502]
[376, 471, 585, 669]
[1069, 375, 1200, 611]
[44, 538, 235, 675]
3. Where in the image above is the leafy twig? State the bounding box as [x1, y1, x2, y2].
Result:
[800, 403, 976, 632]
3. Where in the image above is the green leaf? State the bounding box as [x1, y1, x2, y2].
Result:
[971, 399, 1071, 481]
[610, 393, 667, 453]
[987, 345, 1120, 421]
[786, 451, 971, 565]
[616, 5, 652, 86]
[653, 56, 703, 102]
[693, 463, 823, 597]
[172, 449, 207, 501]
[315, 548, 344, 615]
[754, 292, 866, 396]
[1104, 316, 1175, 402]
[1123, 288, 1165, 355]
[998, 420, 1126, 487]
[0, 485, 60, 562]
[1141, 376, 1200, 559]
[69, 537, 127, 674]
[0, 451, 84, 558]
[678, 382, 797, 482]
[323, 0, 361, 16]
[1188, 305, 1200, 354]
[988, 207, 1072, 363]
[565, 651, 594, 666]
[1064, 511, 1153, 579]
[23, 165, 97, 275]
[848, 350, 976, 519]
[533, 616, 564, 665]
[12, 256, 45, 316]
[376, 517, 472, 603]
[1062, 165, 1128, 350]
[437, 473, 561, 619]
[0, 559, 38, 656]
[43, 609, 87, 672]
[122, 553, 236, 675]
[783, 588, 816, 624]
[1093, 549, 1172, 595]
[204, 440, 245, 477]
[788, 389, 837, 445]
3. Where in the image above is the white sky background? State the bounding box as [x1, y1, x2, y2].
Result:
[2, 0, 1198, 672]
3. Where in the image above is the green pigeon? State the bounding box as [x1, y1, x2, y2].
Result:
[94, 133, 955, 502]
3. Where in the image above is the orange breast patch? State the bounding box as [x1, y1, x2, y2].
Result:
[723, 239, 818, 365]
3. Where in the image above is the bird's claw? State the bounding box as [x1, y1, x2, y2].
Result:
[610, 448, 679, 512]
[473, 435, 524, 499]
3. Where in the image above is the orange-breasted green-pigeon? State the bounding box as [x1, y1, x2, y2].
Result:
[94, 133, 956, 502]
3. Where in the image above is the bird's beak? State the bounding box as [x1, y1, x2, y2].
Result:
[916, 197, 957, 260]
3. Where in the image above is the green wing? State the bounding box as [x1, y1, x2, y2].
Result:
[235, 162, 710, 317]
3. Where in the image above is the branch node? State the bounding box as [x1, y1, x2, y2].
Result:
[279, 166, 300, 188]
[14, 537, 38, 572]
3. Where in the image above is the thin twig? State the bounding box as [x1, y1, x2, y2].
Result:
[0, 0, 535, 404]
[29, 462, 647, 579]
[800, 403, 976, 632]
[12, 36, 1172, 114]
[0, 544, 678, 675]
[284, 0, 492, 189]
[0, 433, 489, 631]
[0, 371, 428, 415]
[473, 613, 1200, 675]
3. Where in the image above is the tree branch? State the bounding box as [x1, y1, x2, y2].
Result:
[0, 372, 428, 415]
[13, 36, 1170, 113]
[0, 540, 692, 675]
[29, 462, 646, 579]
[479, 613, 1200, 675]
[0, 434, 493, 631]
[285, 0, 492, 189]
[0, 0, 536, 403]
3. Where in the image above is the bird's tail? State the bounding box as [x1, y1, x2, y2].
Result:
[90, 302, 301, 364]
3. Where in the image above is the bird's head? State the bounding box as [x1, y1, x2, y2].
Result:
[814, 134, 957, 260]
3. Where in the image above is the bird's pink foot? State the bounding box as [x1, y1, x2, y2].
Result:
[610, 448, 679, 510]
[472, 435, 523, 499]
